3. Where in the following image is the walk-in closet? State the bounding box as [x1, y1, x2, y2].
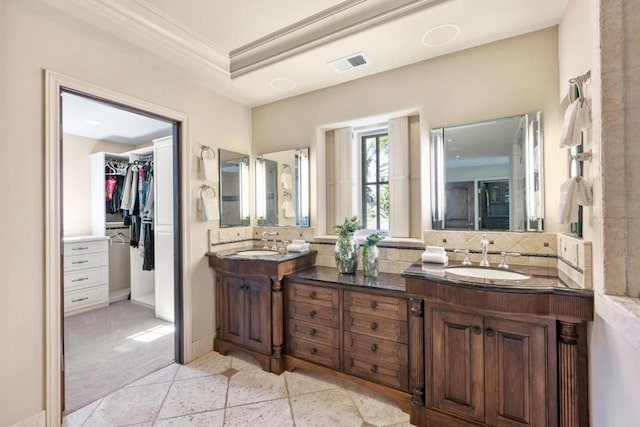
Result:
[61, 92, 179, 413]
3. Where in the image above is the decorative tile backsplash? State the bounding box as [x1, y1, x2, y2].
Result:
[558, 234, 593, 289]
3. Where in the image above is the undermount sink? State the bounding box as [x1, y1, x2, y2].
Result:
[444, 266, 531, 283]
[233, 249, 280, 257]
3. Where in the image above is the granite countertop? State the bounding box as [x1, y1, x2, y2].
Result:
[206, 246, 317, 263]
[287, 266, 406, 293]
[402, 262, 593, 297]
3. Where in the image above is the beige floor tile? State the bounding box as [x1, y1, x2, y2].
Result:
[283, 368, 342, 396]
[174, 351, 231, 380]
[153, 410, 225, 426]
[347, 386, 410, 426]
[225, 398, 294, 427]
[290, 388, 363, 427]
[229, 351, 263, 371]
[83, 382, 170, 427]
[63, 399, 102, 427]
[227, 369, 288, 407]
[127, 364, 178, 387]
[156, 375, 228, 420]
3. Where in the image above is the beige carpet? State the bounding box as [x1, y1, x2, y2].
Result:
[64, 300, 174, 414]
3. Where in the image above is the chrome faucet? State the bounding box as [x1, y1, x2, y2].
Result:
[479, 233, 490, 267]
[266, 230, 279, 251]
[261, 232, 269, 249]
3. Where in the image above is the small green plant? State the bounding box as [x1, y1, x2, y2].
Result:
[364, 233, 381, 247]
[362, 233, 381, 277]
[333, 216, 361, 238]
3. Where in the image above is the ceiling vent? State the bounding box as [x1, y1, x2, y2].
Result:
[328, 52, 370, 73]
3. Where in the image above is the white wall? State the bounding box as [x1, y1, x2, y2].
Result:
[253, 27, 565, 234]
[0, 1, 251, 425]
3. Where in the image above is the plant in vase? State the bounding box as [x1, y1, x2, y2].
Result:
[333, 216, 361, 274]
[362, 233, 381, 278]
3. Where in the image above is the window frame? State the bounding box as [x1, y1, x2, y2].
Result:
[361, 131, 389, 230]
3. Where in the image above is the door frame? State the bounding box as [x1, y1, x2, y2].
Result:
[44, 70, 192, 426]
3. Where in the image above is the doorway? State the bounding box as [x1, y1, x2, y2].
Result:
[59, 89, 183, 414]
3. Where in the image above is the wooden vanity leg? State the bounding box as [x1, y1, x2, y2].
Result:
[271, 277, 285, 374]
[558, 320, 589, 427]
[409, 298, 425, 426]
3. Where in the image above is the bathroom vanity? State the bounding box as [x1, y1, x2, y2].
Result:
[207, 251, 593, 427]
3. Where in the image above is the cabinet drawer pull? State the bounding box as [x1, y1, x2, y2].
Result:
[371, 365, 378, 373]
[71, 247, 89, 251]
[370, 343, 378, 353]
[473, 326, 482, 335]
[486, 328, 495, 337]
[370, 321, 378, 331]
[72, 260, 89, 265]
[309, 291, 316, 299]
[72, 297, 89, 303]
[309, 310, 317, 318]
[310, 348, 317, 355]
[369, 301, 378, 309]
[72, 277, 89, 282]
[309, 328, 317, 337]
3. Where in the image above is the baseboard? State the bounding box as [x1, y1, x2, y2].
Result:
[109, 288, 130, 303]
[9, 411, 46, 427]
[191, 333, 215, 361]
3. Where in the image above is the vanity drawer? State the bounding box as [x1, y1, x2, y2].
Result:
[344, 311, 408, 344]
[64, 239, 108, 256]
[287, 336, 340, 369]
[64, 284, 108, 315]
[344, 332, 408, 367]
[344, 291, 407, 321]
[289, 301, 339, 328]
[288, 318, 339, 348]
[64, 252, 108, 271]
[64, 266, 108, 291]
[344, 352, 409, 391]
[287, 282, 339, 308]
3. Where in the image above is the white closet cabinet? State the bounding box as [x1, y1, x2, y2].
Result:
[63, 236, 110, 315]
[153, 136, 175, 322]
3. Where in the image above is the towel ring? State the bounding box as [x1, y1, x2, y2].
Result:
[200, 145, 216, 160]
[569, 70, 591, 103]
[282, 163, 292, 172]
[200, 184, 216, 199]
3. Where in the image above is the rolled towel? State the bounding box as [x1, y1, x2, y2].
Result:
[424, 245, 446, 254]
[422, 252, 448, 264]
[292, 239, 306, 245]
[287, 243, 310, 253]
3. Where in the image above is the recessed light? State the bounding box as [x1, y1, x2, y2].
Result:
[85, 119, 102, 126]
[270, 78, 296, 91]
[422, 24, 460, 47]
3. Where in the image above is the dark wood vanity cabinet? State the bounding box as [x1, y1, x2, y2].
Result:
[428, 305, 551, 427]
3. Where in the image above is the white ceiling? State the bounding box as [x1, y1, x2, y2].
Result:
[35, 0, 568, 107]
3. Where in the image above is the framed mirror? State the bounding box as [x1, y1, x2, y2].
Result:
[219, 149, 250, 228]
[255, 147, 310, 227]
[431, 112, 543, 231]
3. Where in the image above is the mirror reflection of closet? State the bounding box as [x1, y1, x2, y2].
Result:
[255, 147, 310, 227]
[219, 149, 250, 228]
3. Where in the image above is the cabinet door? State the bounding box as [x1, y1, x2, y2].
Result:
[244, 278, 271, 354]
[221, 276, 245, 346]
[484, 318, 548, 427]
[431, 308, 485, 423]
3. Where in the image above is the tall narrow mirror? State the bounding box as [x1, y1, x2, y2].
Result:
[219, 149, 250, 228]
[431, 112, 543, 231]
[255, 147, 310, 227]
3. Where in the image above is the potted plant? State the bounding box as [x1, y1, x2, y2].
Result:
[333, 216, 361, 274]
[362, 233, 381, 277]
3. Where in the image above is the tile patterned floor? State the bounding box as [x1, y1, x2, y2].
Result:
[63, 350, 412, 427]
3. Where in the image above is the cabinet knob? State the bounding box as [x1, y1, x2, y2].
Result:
[370, 343, 378, 353]
[473, 326, 482, 335]
[370, 322, 378, 331]
[371, 365, 378, 373]
[369, 301, 378, 309]
[309, 328, 317, 337]
[309, 310, 317, 318]
[486, 328, 495, 337]
[310, 348, 317, 355]
[309, 291, 316, 299]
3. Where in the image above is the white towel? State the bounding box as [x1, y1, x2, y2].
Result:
[200, 191, 219, 221]
[424, 246, 446, 254]
[202, 158, 217, 182]
[560, 100, 583, 148]
[281, 170, 293, 190]
[579, 98, 591, 129]
[422, 252, 448, 264]
[283, 200, 295, 218]
[557, 177, 592, 224]
[287, 243, 310, 253]
[292, 239, 306, 245]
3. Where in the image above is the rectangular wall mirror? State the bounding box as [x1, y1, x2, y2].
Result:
[255, 147, 310, 227]
[431, 112, 543, 231]
[219, 149, 250, 228]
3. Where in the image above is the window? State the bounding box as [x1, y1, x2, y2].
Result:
[362, 133, 389, 230]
